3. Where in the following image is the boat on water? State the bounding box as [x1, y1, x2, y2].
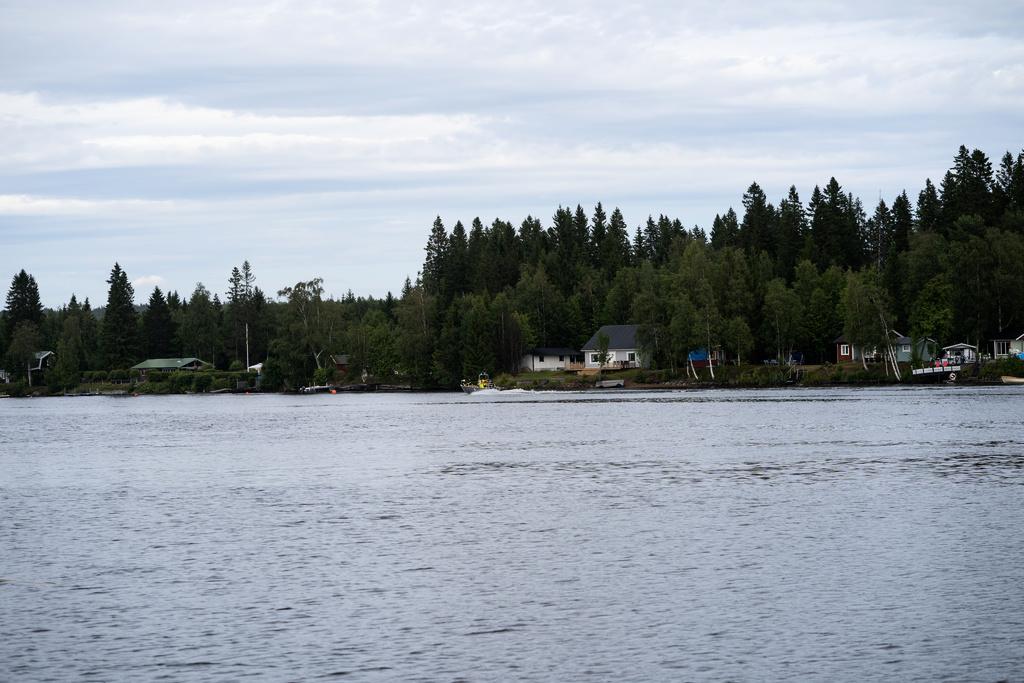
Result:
[1001, 376, 1024, 385]
[461, 371, 496, 394]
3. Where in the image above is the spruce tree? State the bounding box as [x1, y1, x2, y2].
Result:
[601, 207, 632, 278]
[422, 216, 449, 296]
[775, 186, 806, 280]
[143, 287, 176, 358]
[4, 269, 44, 332]
[447, 221, 468, 298]
[590, 202, 608, 263]
[917, 179, 942, 233]
[866, 198, 893, 269]
[739, 182, 774, 257]
[99, 263, 138, 369]
[710, 209, 739, 250]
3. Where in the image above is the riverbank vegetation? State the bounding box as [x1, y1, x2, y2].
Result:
[3, 145, 1024, 393]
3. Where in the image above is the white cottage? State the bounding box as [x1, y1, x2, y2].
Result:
[991, 332, 1024, 359]
[580, 325, 649, 370]
[519, 347, 582, 372]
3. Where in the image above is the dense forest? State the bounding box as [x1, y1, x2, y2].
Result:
[2, 145, 1024, 391]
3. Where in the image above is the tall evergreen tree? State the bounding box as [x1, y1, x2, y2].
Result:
[447, 221, 469, 299]
[709, 209, 739, 250]
[917, 178, 942, 233]
[4, 269, 44, 332]
[143, 287, 176, 358]
[739, 182, 775, 257]
[590, 202, 608, 263]
[600, 207, 632, 279]
[891, 191, 913, 254]
[422, 216, 450, 297]
[99, 263, 138, 369]
[865, 198, 893, 269]
[775, 186, 806, 280]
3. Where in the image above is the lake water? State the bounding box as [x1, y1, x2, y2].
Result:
[1, 386, 1023, 681]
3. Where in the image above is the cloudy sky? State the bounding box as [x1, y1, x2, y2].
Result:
[2, 1, 1022, 307]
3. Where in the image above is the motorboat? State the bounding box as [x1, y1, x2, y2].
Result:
[461, 371, 496, 394]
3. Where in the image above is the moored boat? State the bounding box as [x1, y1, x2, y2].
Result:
[1001, 376, 1024, 385]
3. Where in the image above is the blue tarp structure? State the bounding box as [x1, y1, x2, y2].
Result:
[687, 349, 709, 362]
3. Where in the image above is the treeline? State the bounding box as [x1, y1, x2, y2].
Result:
[2, 145, 1023, 390]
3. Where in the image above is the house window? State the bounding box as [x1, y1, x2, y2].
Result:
[590, 353, 600, 363]
[902, 344, 910, 353]
[627, 352, 636, 362]
[995, 340, 1009, 356]
[841, 344, 850, 356]
[558, 355, 564, 362]
[538, 355, 545, 362]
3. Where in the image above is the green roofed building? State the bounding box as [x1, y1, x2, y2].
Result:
[131, 358, 210, 379]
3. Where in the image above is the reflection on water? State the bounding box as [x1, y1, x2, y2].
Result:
[1, 386, 1023, 681]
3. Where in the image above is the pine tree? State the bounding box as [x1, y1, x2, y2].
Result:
[917, 178, 942, 233]
[422, 216, 449, 297]
[4, 269, 44, 332]
[518, 215, 546, 266]
[143, 287, 176, 358]
[891, 191, 913, 253]
[601, 207, 632, 279]
[775, 186, 806, 280]
[447, 221, 468, 298]
[710, 209, 739, 250]
[590, 202, 608, 263]
[865, 198, 893, 269]
[466, 218, 486, 292]
[739, 182, 775, 257]
[99, 263, 138, 369]
[80, 298, 99, 370]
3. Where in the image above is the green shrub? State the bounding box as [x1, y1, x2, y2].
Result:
[192, 373, 213, 393]
[211, 377, 233, 391]
[312, 366, 335, 386]
[167, 371, 192, 393]
[979, 357, 1024, 380]
[228, 360, 244, 372]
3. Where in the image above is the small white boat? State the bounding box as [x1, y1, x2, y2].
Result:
[1001, 376, 1024, 385]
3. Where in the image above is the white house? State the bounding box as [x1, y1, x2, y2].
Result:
[580, 324, 649, 370]
[940, 343, 978, 364]
[991, 332, 1024, 359]
[519, 347, 582, 372]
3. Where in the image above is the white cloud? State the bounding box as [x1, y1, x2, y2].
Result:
[0, 0, 1022, 306]
[132, 275, 164, 289]
[0, 193, 185, 215]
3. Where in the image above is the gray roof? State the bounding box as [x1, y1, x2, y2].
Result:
[131, 358, 209, 370]
[890, 331, 935, 344]
[581, 325, 640, 351]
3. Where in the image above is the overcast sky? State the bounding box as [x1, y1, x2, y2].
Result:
[2, 1, 1022, 307]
